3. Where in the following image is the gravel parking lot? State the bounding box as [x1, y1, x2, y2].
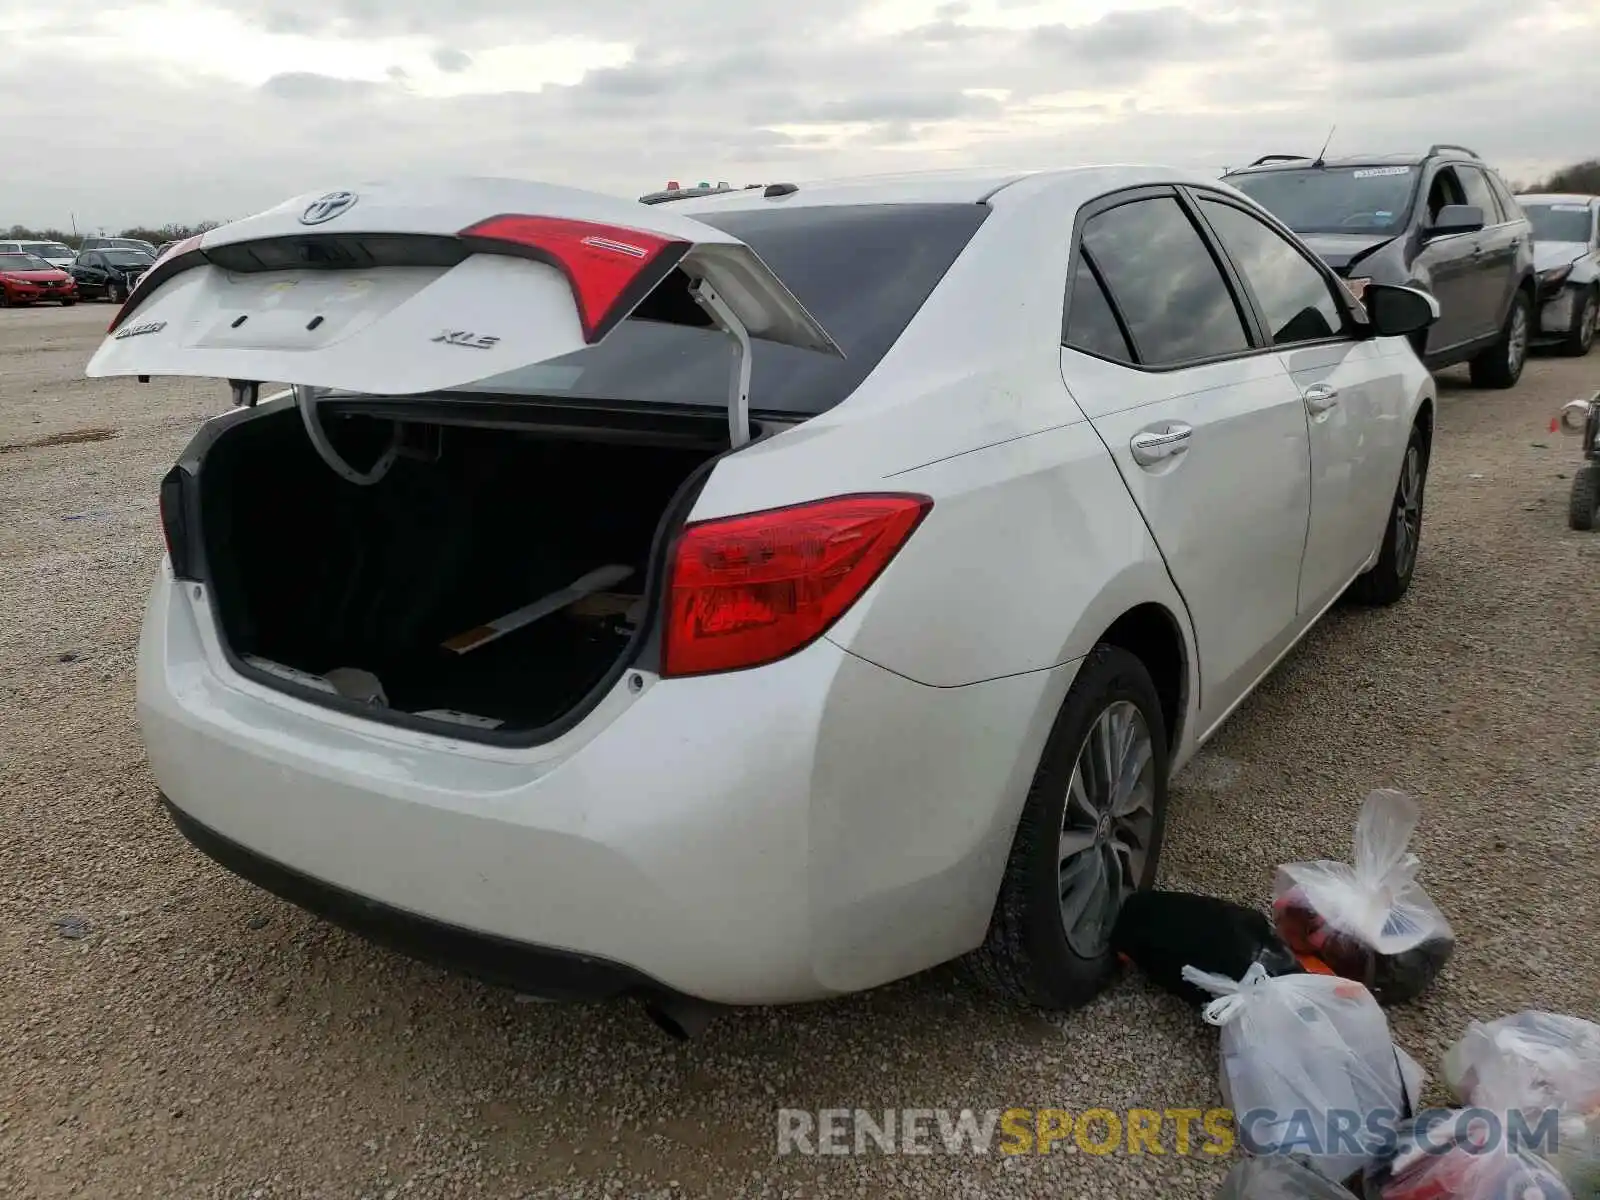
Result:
[2, 303, 1597, 1199]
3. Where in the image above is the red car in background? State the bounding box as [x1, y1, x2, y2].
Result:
[0, 252, 77, 306]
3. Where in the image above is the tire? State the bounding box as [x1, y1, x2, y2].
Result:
[1468, 290, 1531, 388]
[1571, 463, 1600, 532]
[1561, 287, 1598, 358]
[60, 300, 75, 307]
[966, 644, 1170, 1009]
[106, 281, 126, 305]
[1349, 421, 1429, 605]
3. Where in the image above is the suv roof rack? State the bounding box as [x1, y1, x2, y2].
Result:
[1249, 154, 1310, 167]
[1427, 143, 1480, 160]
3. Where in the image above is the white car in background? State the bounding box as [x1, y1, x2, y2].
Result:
[0, 239, 76, 270]
[88, 168, 1438, 1037]
[1518, 192, 1599, 356]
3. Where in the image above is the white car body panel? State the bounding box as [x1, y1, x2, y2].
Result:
[1067, 349, 1312, 726]
[118, 165, 1436, 1007]
[1280, 339, 1415, 614]
[140, 565, 1076, 1003]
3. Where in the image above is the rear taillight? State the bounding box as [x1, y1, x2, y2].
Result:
[456, 215, 690, 344]
[661, 494, 932, 678]
[158, 466, 194, 579]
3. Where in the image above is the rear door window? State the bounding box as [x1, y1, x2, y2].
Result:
[1079, 197, 1251, 366]
[1198, 198, 1345, 346]
[1062, 255, 1134, 363]
[457, 203, 990, 417]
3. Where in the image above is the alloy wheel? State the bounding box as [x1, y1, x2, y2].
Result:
[1058, 700, 1156, 957]
[1393, 445, 1423, 577]
[1508, 304, 1529, 376]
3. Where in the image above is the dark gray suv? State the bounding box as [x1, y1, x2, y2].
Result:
[1222, 144, 1536, 389]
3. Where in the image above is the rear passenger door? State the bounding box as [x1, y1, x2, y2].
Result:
[1458, 165, 1520, 335]
[1191, 190, 1406, 613]
[1059, 188, 1313, 728]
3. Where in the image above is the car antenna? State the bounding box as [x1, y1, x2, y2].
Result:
[1311, 124, 1336, 169]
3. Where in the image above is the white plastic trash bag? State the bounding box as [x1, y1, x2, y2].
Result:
[1272, 789, 1454, 1003]
[1183, 962, 1425, 1185]
[1444, 1011, 1600, 1198]
[1445, 1011, 1600, 1111]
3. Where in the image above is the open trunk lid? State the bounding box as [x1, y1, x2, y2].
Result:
[86, 177, 842, 410]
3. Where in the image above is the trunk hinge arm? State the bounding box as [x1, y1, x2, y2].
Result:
[293, 385, 402, 487]
[688, 278, 752, 448]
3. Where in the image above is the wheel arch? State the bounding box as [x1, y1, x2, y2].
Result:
[1093, 601, 1191, 755]
[1414, 393, 1435, 460]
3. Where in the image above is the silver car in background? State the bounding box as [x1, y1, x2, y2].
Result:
[1517, 193, 1599, 356]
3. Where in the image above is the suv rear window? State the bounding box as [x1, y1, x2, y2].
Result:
[1225, 166, 1419, 236]
[453, 203, 990, 417]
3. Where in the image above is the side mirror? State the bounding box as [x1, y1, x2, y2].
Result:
[1364, 284, 1440, 339]
[1424, 204, 1484, 240]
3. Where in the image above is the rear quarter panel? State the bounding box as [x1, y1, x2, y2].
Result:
[685, 174, 1198, 693]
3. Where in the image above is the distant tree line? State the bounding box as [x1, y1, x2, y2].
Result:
[2, 221, 225, 249]
[1513, 159, 1600, 194]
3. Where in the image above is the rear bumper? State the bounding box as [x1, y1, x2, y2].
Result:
[140, 565, 1071, 1005]
[163, 796, 668, 1002]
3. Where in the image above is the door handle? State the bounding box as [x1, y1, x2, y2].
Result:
[1303, 383, 1339, 414]
[1130, 423, 1192, 466]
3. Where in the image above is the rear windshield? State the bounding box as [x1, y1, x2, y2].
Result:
[1521, 203, 1593, 244]
[1226, 166, 1419, 236]
[452, 202, 990, 417]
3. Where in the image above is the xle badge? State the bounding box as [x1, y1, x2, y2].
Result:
[432, 330, 500, 350]
[114, 320, 167, 340]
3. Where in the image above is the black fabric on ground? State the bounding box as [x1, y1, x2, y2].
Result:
[1112, 890, 1304, 1006]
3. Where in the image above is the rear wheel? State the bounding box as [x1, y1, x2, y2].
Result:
[106, 280, 126, 305]
[1469, 291, 1531, 388]
[1349, 422, 1429, 605]
[1562, 287, 1597, 358]
[967, 644, 1169, 1009]
[60, 299, 75, 307]
[1571, 464, 1600, 532]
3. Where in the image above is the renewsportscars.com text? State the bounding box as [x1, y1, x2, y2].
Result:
[775, 1106, 1565, 1158]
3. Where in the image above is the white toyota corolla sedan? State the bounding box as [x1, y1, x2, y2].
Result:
[89, 166, 1439, 1037]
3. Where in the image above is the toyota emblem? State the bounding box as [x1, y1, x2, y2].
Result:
[299, 190, 359, 225]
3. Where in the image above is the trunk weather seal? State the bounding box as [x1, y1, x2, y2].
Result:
[187, 402, 770, 748]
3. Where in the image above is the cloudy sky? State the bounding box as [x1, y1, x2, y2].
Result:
[3, 0, 1596, 232]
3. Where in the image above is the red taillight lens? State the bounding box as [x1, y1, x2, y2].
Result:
[457, 215, 690, 344]
[661, 494, 932, 678]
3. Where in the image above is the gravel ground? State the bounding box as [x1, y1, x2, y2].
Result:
[2, 303, 1597, 1199]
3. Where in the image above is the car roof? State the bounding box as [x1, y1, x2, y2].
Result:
[1223, 149, 1489, 177]
[670, 164, 1231, 214]
[1516, 193, 1598, 205]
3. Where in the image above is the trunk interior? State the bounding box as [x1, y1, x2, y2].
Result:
[197, 402, 724, 738]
